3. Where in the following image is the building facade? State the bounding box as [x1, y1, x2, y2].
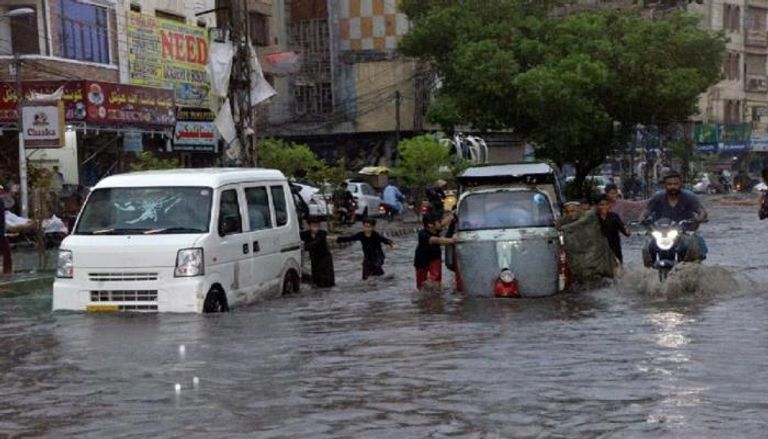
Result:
[261, 0, 431, 168]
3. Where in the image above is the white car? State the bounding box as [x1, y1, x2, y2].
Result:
[346, 180, 383, 218]
[754, 182, 767, 193]
[294, 183, 333, 218]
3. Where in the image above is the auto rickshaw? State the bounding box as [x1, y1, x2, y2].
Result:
[450, 163, 568, 298]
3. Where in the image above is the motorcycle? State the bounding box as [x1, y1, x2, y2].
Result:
[639, 219, 699, 282]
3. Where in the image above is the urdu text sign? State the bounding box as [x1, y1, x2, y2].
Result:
[22, 102, 65, 148]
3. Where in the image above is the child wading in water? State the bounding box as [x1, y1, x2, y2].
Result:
[596, 194, 630, 265]
[300, 219, 335, 288]
[414, 212, 455, 290]
[337, 219, 396, 280]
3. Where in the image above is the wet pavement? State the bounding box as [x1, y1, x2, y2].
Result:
[1, 200, 768, 438]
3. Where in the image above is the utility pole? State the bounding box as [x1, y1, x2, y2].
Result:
[215, 0, 256, 166]
[14, 54, 29, 218]
[394, 90, 401, 147]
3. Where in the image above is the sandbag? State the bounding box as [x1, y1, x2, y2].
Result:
[561, 211, 617, 282]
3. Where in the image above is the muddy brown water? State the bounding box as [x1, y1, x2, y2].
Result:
[1, 202, 767, 438]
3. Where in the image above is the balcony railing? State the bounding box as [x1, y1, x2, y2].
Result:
[746, 74, 768, 92]
[746, 29, 768, 47]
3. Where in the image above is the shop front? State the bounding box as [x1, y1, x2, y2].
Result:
[0, 80, 175, 188]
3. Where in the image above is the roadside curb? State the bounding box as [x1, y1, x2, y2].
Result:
[0, 272, 55, 293]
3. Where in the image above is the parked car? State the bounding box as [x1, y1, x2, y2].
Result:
[346, 180, 383, 219]
[754, 182, 768, 193]
[53, 168, 303, 313]
[293, 183, 333, 219]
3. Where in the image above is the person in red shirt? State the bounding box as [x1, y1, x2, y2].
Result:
[414, 212, 455, 290]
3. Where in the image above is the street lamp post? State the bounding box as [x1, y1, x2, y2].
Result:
[3, 7, 36, 217]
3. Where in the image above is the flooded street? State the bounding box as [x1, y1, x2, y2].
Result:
[2, 201, 768, 438]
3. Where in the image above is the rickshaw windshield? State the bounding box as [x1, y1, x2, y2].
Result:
[458, 190, 554, 231]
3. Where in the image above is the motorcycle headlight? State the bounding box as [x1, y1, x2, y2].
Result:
[175, 248, 204, 277]
[651, 231, 663, 240]
[499, 269, 516, 284]
[56, 250, 73, 279]
[667, 230, 679, 240]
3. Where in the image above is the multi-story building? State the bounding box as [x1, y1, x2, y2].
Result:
[262, 0, 430, 167]
[0, 0, 225, 190]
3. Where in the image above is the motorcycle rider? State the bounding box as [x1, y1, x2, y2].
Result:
[640, 170, 708, 267]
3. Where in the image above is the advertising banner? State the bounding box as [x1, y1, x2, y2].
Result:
[174, 107, 217, 151]
[751, 135, 768, 152]
[127, 11, 210, 107]
[84, 81, 175, 126]
[0, 82, 86, 123]
[694, 123, 718, 144]
[22, 102, 65, 148]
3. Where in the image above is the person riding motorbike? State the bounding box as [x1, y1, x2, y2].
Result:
[640, 171, 708, 267]
[333, 182, 357, 225]
[382, 183, 405, 215]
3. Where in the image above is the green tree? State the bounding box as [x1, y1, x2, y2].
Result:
[399, 1, 725, 195]
[257, 138, 324, 179]
[391, 135, 453, 202]
[129, 151, 180, 172]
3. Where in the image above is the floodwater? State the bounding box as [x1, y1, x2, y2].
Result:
[1, 202, 768, 438]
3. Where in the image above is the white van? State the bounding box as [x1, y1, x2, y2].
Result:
[52, 168, 302, 313]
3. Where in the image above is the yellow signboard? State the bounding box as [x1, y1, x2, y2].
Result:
[127, 11, 210, 107]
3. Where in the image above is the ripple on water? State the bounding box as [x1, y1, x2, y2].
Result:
[616, 263, 756, 299]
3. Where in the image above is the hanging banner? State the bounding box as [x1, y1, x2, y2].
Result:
[127, 11, 210, 107]
[0, 82, 86, 123]
[84, 81, 175, 126]
[22, 102, 65, 148]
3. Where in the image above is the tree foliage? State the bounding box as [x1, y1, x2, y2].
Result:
[257, 138, 324, 179]
[399, 1, 726, 194]
[391, 135, 453, 190]
[130, 151, 181, 172]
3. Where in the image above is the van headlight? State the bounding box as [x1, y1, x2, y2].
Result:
[175, 248, 204, 277]
[56, 250, 73, 279]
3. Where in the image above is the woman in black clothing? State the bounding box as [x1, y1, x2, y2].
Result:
[300, 220, 335, 288]
[596, 194, 631, 264]
[337, 218, 395, 280]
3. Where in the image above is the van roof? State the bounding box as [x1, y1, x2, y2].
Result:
[94, 168, 287, 189]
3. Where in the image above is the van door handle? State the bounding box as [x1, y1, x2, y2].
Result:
[253, 241, 260, 253]
[242, 244, 249, 254]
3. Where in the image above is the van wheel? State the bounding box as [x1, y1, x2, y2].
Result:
[282, 271, 300, 295]
[203, 286, 229, 313]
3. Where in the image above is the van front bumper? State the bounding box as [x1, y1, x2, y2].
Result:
[53, 275, 207, 313]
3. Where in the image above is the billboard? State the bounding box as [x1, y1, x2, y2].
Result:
[0, 82, 86, 123]
[84, 81, 175, 126]
[174, 107, 217, 152]
[127, 12, 210, 107]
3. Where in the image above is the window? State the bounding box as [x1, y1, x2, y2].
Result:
[245, 187, 272, 231]
[724, 100, 742, 124]
[75, 187, 213, 235]
[361, 184, 375, 196]
[270, 186, 288, 226]
[60, 0, 110, 64]
[458, 191, 554, 231]
[155, 10, 185, 23]
[725, 52, 741, 80]
[746, 54, 766, 76]
[218, 189, 242, 235]
[294, 83, 333, 116]
[9, 6, 39, 54]
[723, 4, 741, 32]
[746, 7, 766, 31]
[249, 12, 270, 46]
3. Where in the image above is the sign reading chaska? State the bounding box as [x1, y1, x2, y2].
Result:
[22, 102, 65, 148]
[127, 11, 210, 107]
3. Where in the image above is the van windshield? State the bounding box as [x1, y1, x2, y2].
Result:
[458, 190, 554, 231]
[75, 187, 213, 235]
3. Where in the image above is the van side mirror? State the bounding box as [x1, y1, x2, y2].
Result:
[219, 215, 241, 236]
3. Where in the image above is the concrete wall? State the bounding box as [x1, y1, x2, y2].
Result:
[352, 59, 417, 132]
